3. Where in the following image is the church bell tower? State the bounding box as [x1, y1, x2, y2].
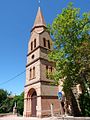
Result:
[24, 7, 60, 117]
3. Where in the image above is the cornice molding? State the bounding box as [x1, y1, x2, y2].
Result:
[27, 45, 51, 57]
[24, 80, 57, 87]
[24, 95, 58, 100]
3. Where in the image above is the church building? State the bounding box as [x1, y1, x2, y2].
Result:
[23, 7, 60, 117]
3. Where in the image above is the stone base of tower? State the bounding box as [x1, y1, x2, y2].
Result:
[23, 97, 60, 118]
[24, 81, 61, 118]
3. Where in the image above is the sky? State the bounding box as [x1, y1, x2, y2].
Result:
[0, 0, 90, 95]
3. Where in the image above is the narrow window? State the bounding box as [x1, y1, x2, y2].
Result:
[48, 40, 50, 49]
[43, 38, 46, 47]
[31, 42, 33, 51]
[30, 68, 32, 79]
[48, 66, 51, 73]
[34, 39, 36, 48]
[46, 66, 48, 78]
[33, 67, 35, 78]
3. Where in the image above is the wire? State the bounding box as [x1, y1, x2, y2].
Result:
[0, 70, 26, 86]
[0, 67, 58, 113]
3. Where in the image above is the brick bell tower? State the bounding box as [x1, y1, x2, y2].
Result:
[24, 7, 60, 117]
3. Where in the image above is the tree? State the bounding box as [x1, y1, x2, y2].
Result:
[75, 40, 90, 116]
[0, 89, 14, 113]
[48, 3, 90, 116]
[0, 89, 7, 104]
[13, 92, 24, 115]
[0, 89, 24, 115]
[0, 97, 13, 113]
[0, 89, 8, 113]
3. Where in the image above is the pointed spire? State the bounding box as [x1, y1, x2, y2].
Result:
[33, 7, 46, 29]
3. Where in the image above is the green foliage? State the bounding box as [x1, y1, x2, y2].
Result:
[13, 92, 24, 115]
[0, 89, 8, 105]
[0, 97, 13, 113]
[48, 2, 90, 116]
[0, 89, 9, 113]
[79, 92, 90, 116]
[0, 89, 24, 115]
[48, 2, 90, 89]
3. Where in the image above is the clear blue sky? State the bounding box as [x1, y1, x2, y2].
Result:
[0, 0, 90, 95]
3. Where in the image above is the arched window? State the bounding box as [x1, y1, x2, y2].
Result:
[48, 40, 50, 49]
[34, 39, 36, 48]
[30, 68, 32, 79]
[43, 38, 46, 47]
[33, 67, 35, 78]
[46, 66, 53, 79]
[48, 66, 52, 73]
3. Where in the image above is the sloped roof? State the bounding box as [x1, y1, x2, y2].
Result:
[33, 7, 46, 28]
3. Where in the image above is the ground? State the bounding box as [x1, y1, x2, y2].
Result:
[0, 116, 57, 120]
[0, 116, 90, 120]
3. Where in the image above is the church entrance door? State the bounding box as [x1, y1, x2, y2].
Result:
[31, 91, 37, 117]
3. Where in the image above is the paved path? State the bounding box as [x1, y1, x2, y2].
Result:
[0, 116, 56, 120]
[0, 116, 90, 120]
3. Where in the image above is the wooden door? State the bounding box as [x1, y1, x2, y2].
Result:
[31, 91, 37, 117]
